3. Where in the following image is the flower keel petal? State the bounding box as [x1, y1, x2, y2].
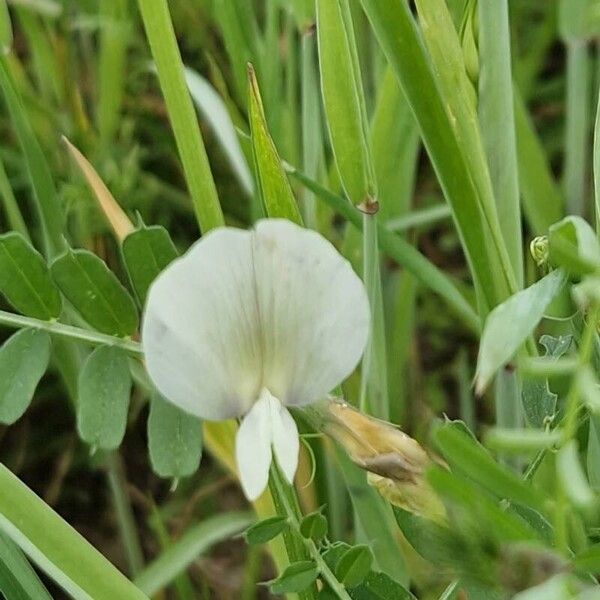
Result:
[235, 393, 272, 500]
[267, 392, 299, 485]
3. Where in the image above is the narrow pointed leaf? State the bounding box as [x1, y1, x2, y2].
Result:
[77, 345, 131, 450]
[316, 0, 374, 207]
[0, 464, 148, 600]
[247, 64, 302, 224]
[476, 269, 566, 393]
[0, 329, 50, 425]
[184, 67, 254, 196]
[147, 394, 202, 479]
[0, 0, 12, 53]
[51, 249, 138, 337]
[136, 0, 224, 233]
[122, 225, 178, 305]
[0, 532, 53, 600]
[359, 0, 507, 309]
[433, 422, 546, 513]
[0, 56, 65, 258]
[0, 233, 61, 320]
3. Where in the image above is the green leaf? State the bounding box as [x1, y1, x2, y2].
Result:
[134, 512, 252, 596]
[350, 571, 416, 600]
[478, 0, 523, 286]
[335, 545, 373, 589]
[335, 447, 407, 583]
[184, 67, 254, 196]
[244, 516, 289, 545]
[0, 328, 50, 425]
[0, 532, 53, 600]
[136, 0, 224, 233]
[0, 0, 12, 53]
[475, 269, 566, 393]
[268, 560, 319, 595]
[51, 249, 138, 337]
[428, 466, 541, 545]
[0, 232, 62, 320]
[0, 57, 65, 259]
[321, 543, 415, 599]
[0, 464, 148, 600]
[433, 422, 546, 513]
[359, 0, 511, 309]
[247, 63, 302, 224]
[77, 345, 131, 450]
[514, 90, 564, 234]
[147, 394, 202, 479]
[299, 511, 328, 542]
[122, 225, 178, 305]
[548, 216, 600, 276]
[521, 335, 571, 428]
[573, 543, 600, 572]
[587, 416, 600, 489]
[316, 0, 374, 207]
[557, 440, 595, 511]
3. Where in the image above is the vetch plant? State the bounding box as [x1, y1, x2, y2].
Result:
[142, 218, 370, 499]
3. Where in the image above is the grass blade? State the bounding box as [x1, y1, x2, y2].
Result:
[0, 56, 65, 258]
[359, 0, 510, 312]
[0, 464, 148, 600]
[136, 0, 224, 233]
[133, 513, 252, 596]
[478, 0, 523, 286]
[247, 63, 302, 224]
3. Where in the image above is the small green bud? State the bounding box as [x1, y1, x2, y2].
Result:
[530, 236, 549, 267]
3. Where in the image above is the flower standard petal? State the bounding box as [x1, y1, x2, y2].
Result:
[252, 219, 370, 406]
[235, 392, 272, 500]
[142, 227, 263, 421]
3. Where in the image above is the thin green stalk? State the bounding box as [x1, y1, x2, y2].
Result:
[360, 212, 389, 419]
[269, 467, 352, 600]
[386, 203, 452, 233]
[0, 155, 29, 239]
[97, 0, 130, 149]
[478, 0, 523, 287]
[288, 167, 481, 335]
[593, 85, 600, 232]
[0, 309, 143, 356]
[106, 452, 144, 577]
[136, 0, 224, 233]
[555, 304, 600, 552]
[564, 41, 591, 217]
[268, 468, 316, 600]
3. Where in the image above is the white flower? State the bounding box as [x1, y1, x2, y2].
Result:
[142, 219, 369, 500]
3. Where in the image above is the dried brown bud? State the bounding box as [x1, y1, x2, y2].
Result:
[322, 400, 446, 521]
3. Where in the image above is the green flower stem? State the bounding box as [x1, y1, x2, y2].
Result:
[269, 466, 352, 600]
[555, 304, 600, 552]
[360, 211, 389, 419]
[0, 309, 143, 357]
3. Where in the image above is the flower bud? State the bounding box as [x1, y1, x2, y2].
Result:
[322, 400, 446, 521]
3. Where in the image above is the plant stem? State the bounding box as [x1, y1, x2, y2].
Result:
[106, 452, 144, 577]
[555, 304, 600, 552]
[0, 309, 143, 356]
[269, 467, 352, 600]
[360, 211, 389, 419]
[564, 41, 591, 217]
